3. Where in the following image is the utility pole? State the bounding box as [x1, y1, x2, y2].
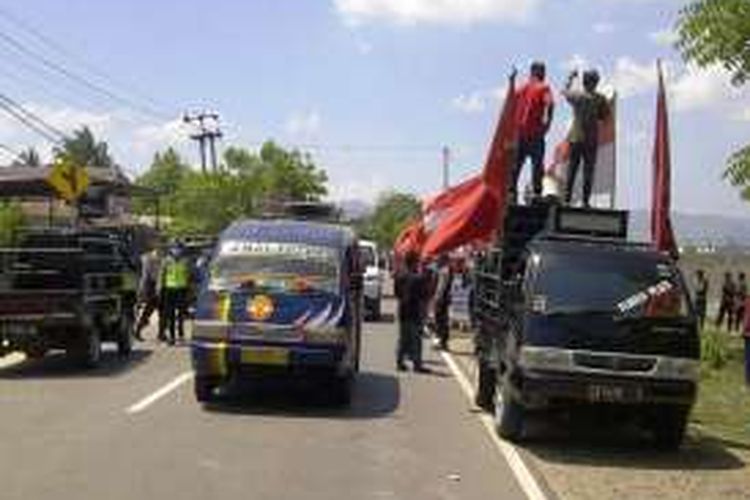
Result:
[442, 145, 451, 190]
[183, 111, 222, 173]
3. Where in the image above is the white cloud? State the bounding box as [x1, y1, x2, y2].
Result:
[649, 28, 678, 46]
[451, 92, 487, 113]
[285, 110, 322, 137]
[561, 53, 589, 72]
[608, 57, 660, 98]
[334, 0, 539, 26]
[593, 22, 615, 35]
[133, 118, 189, 154]
[450, 84, 507, 114]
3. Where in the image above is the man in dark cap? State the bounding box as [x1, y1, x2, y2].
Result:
[562, 69, 610, 207]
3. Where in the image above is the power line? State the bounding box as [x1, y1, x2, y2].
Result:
[184, 111, 222, 173]
[0, 93, 66, 139]
[0, 5, 175, 119]
[0, 95, 63, 143]
[0, 29, 171, 121]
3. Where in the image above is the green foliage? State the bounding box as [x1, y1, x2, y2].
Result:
[723, 145, 750, 200]
[700, 328, 729, 370]
[360, 191, 421, 248]
[677, 0, 750, 86]
[54, 126, 114, 168]
[0, 202, 24, 245]
[134, 141, 328, 236]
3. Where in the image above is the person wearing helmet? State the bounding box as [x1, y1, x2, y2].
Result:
[562, 69, 610, 207]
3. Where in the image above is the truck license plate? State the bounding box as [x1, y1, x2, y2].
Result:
[240, 347, 288, 366]
[587, 384, 642, 403]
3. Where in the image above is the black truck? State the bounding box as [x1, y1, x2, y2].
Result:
[0, 228, 138, 368]
[474, 204, 699, 449]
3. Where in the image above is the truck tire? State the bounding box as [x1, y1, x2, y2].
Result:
[475, 359, 496, 412]
[650, 404, 689, 451]
[194, 375, 219, 403]
[494, 380, 525, 441]
[75, 328, 102, 369]
[116, 314, 133, 358]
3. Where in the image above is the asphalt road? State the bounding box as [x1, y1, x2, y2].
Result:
[0, 303, 528, 500]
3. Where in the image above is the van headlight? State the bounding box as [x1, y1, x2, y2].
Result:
[519, 346, 574, 371]
[655, 357, 699, 381]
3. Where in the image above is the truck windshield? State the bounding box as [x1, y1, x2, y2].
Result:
[531, 250, 690, 318]
[359, 245, 376, 269]
[209, 244, 340, 294]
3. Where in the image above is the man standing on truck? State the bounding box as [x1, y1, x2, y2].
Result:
[562, 69, 610, 207]
[395, 250, 428, 372]
[511, 61, 555, 204]
[161, 241, 190, 345]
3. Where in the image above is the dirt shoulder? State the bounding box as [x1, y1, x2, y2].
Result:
[447, 334, 750, 500]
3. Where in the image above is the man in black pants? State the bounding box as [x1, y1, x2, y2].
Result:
[716, 272, 736, 330]
[562, 69, 610, 207]
[395, 251, 428, 372]
[433, 255, 454, 351]
[693, 269, 709, 330]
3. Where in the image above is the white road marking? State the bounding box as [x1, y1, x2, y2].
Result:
[126, 371, 193, 415]
[440, 349, 548, 500]
[0, 352, 25, 369]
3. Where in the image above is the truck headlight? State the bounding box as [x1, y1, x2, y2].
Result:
[519, 346, 574, 371]
[655, 357, 699, 381]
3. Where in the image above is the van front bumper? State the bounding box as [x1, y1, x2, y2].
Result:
[190, 340, 347, 378]
[514, 368, 697, 408]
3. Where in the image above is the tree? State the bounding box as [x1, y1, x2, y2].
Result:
[0, 202, 24, 245]
[361, 191, 421, 248]
[677, 0, 750, 198]
[54, 126, 114, 168]
[257, 141, 328, 204]
[13, 147, 42, 167]
[677, 0, 750, 86]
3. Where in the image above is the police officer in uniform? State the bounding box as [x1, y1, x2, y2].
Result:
[161, 241, 190, 345]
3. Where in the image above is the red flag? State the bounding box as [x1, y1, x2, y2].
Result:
[420, 73, 518, 259]
[651, 61, 677, 256]
[393, 219, 425, 257]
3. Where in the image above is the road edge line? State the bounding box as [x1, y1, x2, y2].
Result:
[440, 350, 548, 500]
[126, 371, 193, 415]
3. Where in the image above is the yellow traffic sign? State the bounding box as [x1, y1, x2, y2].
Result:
[47, 157, 89, 202]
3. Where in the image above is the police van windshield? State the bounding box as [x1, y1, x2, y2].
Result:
[208, 241, 340, 294]
[530, 250, 690, 318]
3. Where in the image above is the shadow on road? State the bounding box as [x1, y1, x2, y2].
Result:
[523, 414, 746, 471]
[0, 349, 152, 379]
[203, 370, 400, 420]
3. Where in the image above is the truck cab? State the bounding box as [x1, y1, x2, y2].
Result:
[475, 205, 699, 449]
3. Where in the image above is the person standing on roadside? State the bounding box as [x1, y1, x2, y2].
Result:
[511, 61, 555, 204]
[743, 296, 750, 386]
[135, 247, 163, 341]
[433, 254, 454, 351]
[716, 271, 736, 331]
[733, 272, 747, 332]
[161, 240, 190, 345]
[693, 269, 709, 330]
[562, 69, 610, 207]
[394, 251, 428, 372]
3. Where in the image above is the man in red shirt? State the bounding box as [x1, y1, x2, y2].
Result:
[511, 61, 555, 204]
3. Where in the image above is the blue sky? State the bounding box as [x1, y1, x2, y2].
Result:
[1, 0, 749, 216]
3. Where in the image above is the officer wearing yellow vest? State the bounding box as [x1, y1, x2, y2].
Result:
[161, 240, 190, 345]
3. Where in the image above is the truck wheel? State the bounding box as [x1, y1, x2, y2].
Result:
[650, 405, 689, 451]
[475, 360, 496, 412]
[116, 315, 133, 358]
[194, 375, 219, 403]
[77, 328, 102, 369]
[494, 375, 525, 441]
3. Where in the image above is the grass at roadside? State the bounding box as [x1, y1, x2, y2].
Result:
[691, 328, 750, 447]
